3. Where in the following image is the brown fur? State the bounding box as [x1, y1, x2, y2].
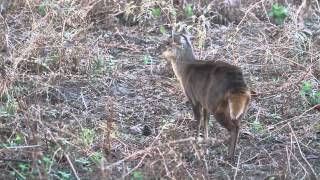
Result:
[163, 33, 250, 161]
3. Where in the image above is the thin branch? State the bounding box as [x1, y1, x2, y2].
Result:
[65, 153, 80, 180]
[288, 123, 318, 180]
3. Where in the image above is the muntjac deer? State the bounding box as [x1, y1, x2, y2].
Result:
[163, 33, 250, 161]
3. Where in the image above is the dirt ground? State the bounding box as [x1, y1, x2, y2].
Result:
[0, 0, 319, 179]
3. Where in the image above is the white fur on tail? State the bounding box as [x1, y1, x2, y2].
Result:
[228, 91, 250, 120]
[228, 99, 244, 120]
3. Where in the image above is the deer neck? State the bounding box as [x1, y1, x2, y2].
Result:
[170, 48, 196, 95]
[173, 47, 196, 77]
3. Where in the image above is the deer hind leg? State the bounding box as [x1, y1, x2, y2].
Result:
[228, 121, 240, 161]
[203, 108, 209, 140]
[191, 103, 201, 138]
[214, 113, 240, 161]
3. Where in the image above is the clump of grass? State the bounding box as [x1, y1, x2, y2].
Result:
[80, 128, 95, 147]
[89, 151, 103, 166]
[268, 4, 288, 25]
[143, 54, 152, 65]
[57, 170, 72, 180]
[250, 120, 266, 134]
[131, 171, 144, 180]
[150, 7, 161, 18]
[300, 81, 320, 106]
[184, 4, 193, 17]
[0, 93, 18, 117]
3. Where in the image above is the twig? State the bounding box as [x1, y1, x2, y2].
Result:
[288, 123, 318, 180]
[277, 65, 312, 91]
[0, 158, 32, 163]
[7, 163, 26, 179]
[233, 151, 241, 180]
[105, 137, 216, 169]
[115, 27, 129, 45]
[234, 0, 265, 36]
[3, 144, 41, 149]
[122, 153, 148, 178]
[273, 104, 319, 127]
[287, 144, 308, 179]
[157, 147, 172, 178]
[285, 146, 292, 176]
[41, 121, 78, 139]
[65, 153, 80, 180]
[48, 148, 62, 175]
[240, 153, 259, 164]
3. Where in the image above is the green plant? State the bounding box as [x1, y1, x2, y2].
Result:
[300, 81, 312, 96]
[91, 56, 106, 74]
[75, 157, 90, 165]
[41, 156, 53, 174]
[75, 157, 92, 172]
[170, 8, 177, 17]
[268, 4, 288, 25]
[37, 3, 46, 16]
[131, 171, 143, 180]
[80, 128, 95, 146]
[89, 151, 103, 166]
[300, 81, 320, 106]
[314, 123, 320, 132]
[12, 134, 24, 145]
[5, 97, 18, 115]
[108, 56, 118, 72]
[8, 162, 30, 179]
[42, 51, 60, 69]
[18, 163, 30, 172]
[159, 25, 166, 35]
[150, 7, 161, 18]
[10, 168, 26, 180]
[185, 4, 193, 17]
[57, 170, 72, 180]
[250, 120, 265, 134]
[0, 93, 18, 116]
[143, 55, 152, 65]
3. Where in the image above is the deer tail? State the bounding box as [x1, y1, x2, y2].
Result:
[228, 90, 250, 120]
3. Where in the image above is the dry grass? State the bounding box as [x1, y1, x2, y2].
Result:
[0, 0, 319, 179]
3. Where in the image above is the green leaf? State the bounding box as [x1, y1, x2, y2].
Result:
[131, 171, 143, 180]
[3, 97, 18, 115]
[300, 81, 320, 106]
[37, 4, 46, 16]
[18, 163, 29, 172]
[14, 134, 23, 145]
[75, 158, 90, 165]
[251, 120, 264, 134]
[57, 171, 71, 180]
[185, 4, 193, 17]
[151, 8, 161, 18]
[171, 9, 177, 17]
[90, 152, 103, 166]
[143, 55, 151, 65]
[159, 25, 166, 34]
[301, 81, 312, 94]
[80, 128, 95, 146]
[268, 4, 288, 25]
[42, 156, 53, 171]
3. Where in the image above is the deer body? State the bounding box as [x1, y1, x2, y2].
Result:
[163, 34, 250, 160]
